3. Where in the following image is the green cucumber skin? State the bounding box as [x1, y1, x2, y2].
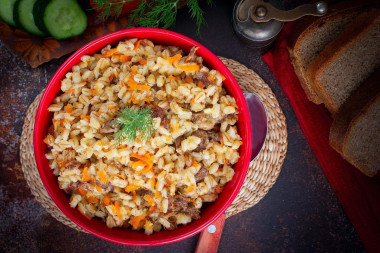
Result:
[14, 0, 47, 36]
[33, 0, 51, 33]
[41, 0, 88, 40]
[0, 0, 18, 26]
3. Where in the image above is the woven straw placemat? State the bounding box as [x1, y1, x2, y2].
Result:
[20, 57, 287, 233]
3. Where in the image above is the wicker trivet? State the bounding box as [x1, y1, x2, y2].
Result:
[20, 57, 287, 233]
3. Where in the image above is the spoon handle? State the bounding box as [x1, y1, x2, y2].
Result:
[195, 214, 226, 253]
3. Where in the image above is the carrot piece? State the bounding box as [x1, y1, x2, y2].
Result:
[154, 191, 160, 199]
[102, 48, 118, 58]
[134, 40, 142, 51]
[186, 185, 195, 193]
[148, 205, 157, 213]
[95, 185, 102, 192]
[78, 188, 87, 196]
[144, 195, 155, 206]
[168, 75, 176, 80]
[126, 78, 151, 91]
[207, 75, 215, 82]
[67, 88, 75, 94]
[118, 144, 126, 149]
[177, 63, 200, 72]
[167, 54, 182, 65]
[130, 215, 145, 230]
[107, 106, 119, 111]
[115, 201, 123, 221]
[215, 185, 223, 194]
[139, 58, 147, 65]
[125, 184, 138, 193]
[221, 75, 226, 81]
[98, 170, 109, 184]
[80, 81, 87, 85]
[150, 177, 155, 190]
[131, 66, 138, 75]
[87, 196, 99, 203]
[103, 196, 111, 206]
[65, 104, 73, 113]
[185, 76, 193, 83]
[82, 167, 91, 182]
[197, 81, 205, 89]
[120, 55, 132, 62]
[91, 89, 97, 96]
[80, 115, 90, 121]
[121, 81, 126, 87]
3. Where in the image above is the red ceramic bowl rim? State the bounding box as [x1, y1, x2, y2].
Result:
[34, 28, 252, 246]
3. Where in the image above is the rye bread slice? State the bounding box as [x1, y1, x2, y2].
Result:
[342, 94, 380, 177]
[330, 69, 380, 154]
[288, 0, 380, 104]
[306, 8, 380, 115]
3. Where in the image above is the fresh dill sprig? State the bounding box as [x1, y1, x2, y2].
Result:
[114, 106, 154, 147]
[128, 0, 214, 35]
[91, 0, 135, 20]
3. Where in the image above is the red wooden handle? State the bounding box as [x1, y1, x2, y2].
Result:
[195, 214, 226, 253]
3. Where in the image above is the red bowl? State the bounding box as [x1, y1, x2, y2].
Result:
[34, 28, 252, 246]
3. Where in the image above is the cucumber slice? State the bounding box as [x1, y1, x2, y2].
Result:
[34, 0, 87, 40]
[14, 0, 47, 36]
[0, 0, 17, 26]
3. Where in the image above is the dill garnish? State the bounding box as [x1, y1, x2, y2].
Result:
[92, 0, 214, 35]
[114, 106, 154, 146]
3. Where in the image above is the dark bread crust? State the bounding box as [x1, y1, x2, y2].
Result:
[329, 69, 380, 154]
[306, 8, 380, 115]
[343, 94, 380, 177]
[287, 0, 380, 104]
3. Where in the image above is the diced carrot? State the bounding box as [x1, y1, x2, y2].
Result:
[107, 105, 119, 111]
[67, 88, 75, 94]
[120, 55, 132, 62]
[185, 76, 193, 83]
[80, 115, 90, 121]
[109, 74, 114, 82]
[167, 54, 182, 65]
[144, 195, 155, 206]
[131, 66, 138, 75]
[118, 144, 126, 149]
[82, 166, 91, 182]
[126, 78, 151, 91]
[148, 205, 157, 213]
[95, 185, 102, 192]
[65, 104, 73, 113]
[80, 81, 87, 85]
[177, 63, 200, 72]
[87, 196, 99, 204]
[207, 75, 215, 82]
[98, 170, 109, 184]
[103, 196, 111, 205]
[139, 58, 147, 65]
[197, 81, 205, 89]
[102, 48, 118, 58]
[78, 207, 91, 220]
[221, 75, 226, 81]
[154, 191, 161, 199]
[78, 188, 87, 196]
[125, 184, 139, 193]
[132, 190, 137, 203]
[168, 75, 176, 80]
[91, 89, 97, 96]
[150, 177, 155, 190]
[130, 215, 145, 230]
[115, 201, 123, 221]
[121, 81, 126, 87]
[191, 160, 199, 168]
[215, 185, 223, 194]
[186, 185, 195, 193]
[132, 98, 138, 104]
[134, 40, 142, 51]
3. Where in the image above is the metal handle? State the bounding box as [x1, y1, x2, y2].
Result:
[238, 0, 328, 23]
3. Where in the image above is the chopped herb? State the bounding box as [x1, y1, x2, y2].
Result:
[114, 105, 154, 146]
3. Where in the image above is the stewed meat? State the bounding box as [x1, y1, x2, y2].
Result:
[168, 193, 190, 213]
[99, 119, 117, 134]
[174, 135, 186, 150]
[192, 130, 209, 152]
[191, 113, 216, 130]
[185, 46, 199, 63]
[63, 182, 79, 194]
[195, 167, 208, 182]
[195, 71, 216, 88]
[151, 106, 170, 129]
[65, 160, 81, 170]
[208, 130, 222, 142]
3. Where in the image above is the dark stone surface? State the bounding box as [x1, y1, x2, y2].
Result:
[0, 0, 365, 252]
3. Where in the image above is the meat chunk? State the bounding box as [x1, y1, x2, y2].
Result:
[192, 130, 209, 152]
[174, 135, 185, 150]
[184, 206, 201, 220]
[168, 193, 190, 213]
[151, 106, 170, 129]
[99, 119, 117, 134]
[65, 160, 81, 170]
[63, 182, 79, 194]
[220, 88, 227, 97]
[194, 167, 208, 182]
[201, 193, 218, 202]
[185, 46, 199, 63]
[192, 113, 216, 130]
[196, 71, 215, 88]
[208, 130, 222, 142]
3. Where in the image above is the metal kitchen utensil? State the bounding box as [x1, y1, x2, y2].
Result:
[233, 0, 328, 50]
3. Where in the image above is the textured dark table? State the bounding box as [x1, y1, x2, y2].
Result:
[0, 0, 366, 252]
